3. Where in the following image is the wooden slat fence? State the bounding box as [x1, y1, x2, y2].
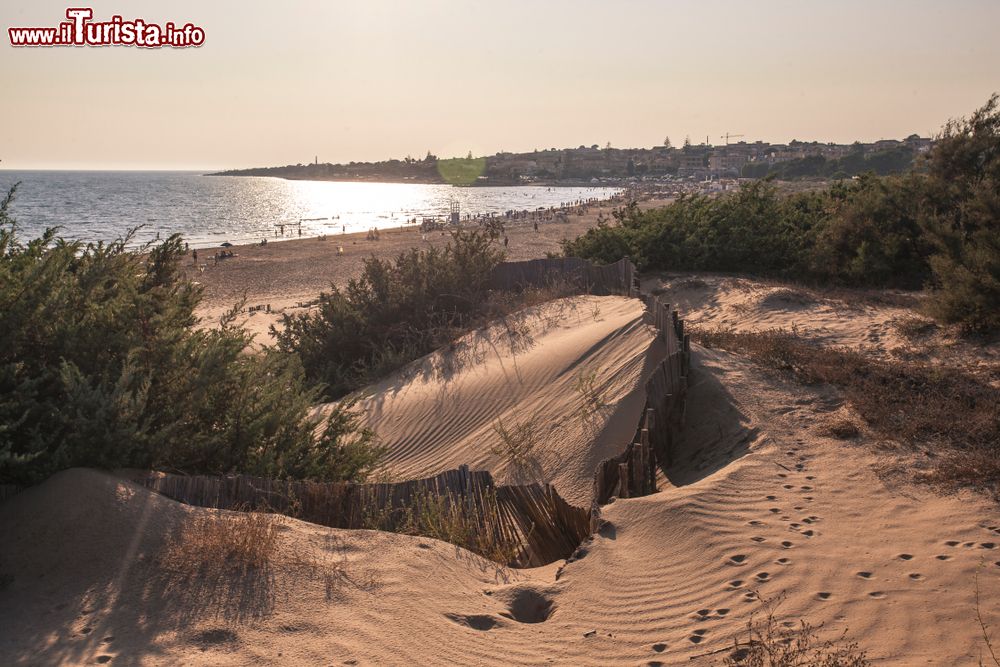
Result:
[489, 257, 638, 297]
[133, 465, 591, 568]
[592, 293, 691, 504]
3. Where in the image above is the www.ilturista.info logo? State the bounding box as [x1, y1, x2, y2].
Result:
[8, 8, 205, 48]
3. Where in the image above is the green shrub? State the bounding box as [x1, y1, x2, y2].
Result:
[274, 230, 505, 397]
[564, 94, 1000, 331]
[563, 178, 924, 288]
[0, 185, 383, 485]
[919, 94, 1000, 332]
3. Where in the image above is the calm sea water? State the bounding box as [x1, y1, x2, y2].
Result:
[0, 171, 617, 249]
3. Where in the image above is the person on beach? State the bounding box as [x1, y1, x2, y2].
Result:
[192, 249, 198, 264]
[503, 235, 509, 248]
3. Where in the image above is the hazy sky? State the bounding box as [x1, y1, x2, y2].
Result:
[3, 0, 998, 170]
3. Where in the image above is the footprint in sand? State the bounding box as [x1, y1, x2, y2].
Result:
[693, 609, 711, 619]
[806, 475, 816, 481]
[994, 561, 1000, 568]
[909, 573, 925, 581]
[769, 508, 782, 514]
[652, 643, 667, 653]
[716, 608, 731, 616]
[980, 543, 997, 550]
[868, 591, 887, 599]
[751, 536, 766, 543]
[781, 541, 794, 549]
[748, 520, 765, 526]
[777, 473, 788, 479]
[688, 629, 708, 644]
[96, 658, 112, 665]
[743, 591, 759, 601]
[783, 484, 794, 490]
[755, 572, 771, 582]
[945, 540, 960, 547]
[816, 592, 832, 600]
[897, 554, 914, 561]
[794, 506, 805, 511]
[727, 580, 744, 589]
[936, 555, 952, 561]
[790, 523, 802, 530]
[857, 571, 873, 579]
[728, 554, 748, 565]
[803, 496, 814, 502]
[766, 495, 778, 501]
[800, 486, 813, 491]
[802, 530, 816, 538]
[775, 557, 791, 566]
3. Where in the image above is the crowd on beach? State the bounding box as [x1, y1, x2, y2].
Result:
[185, 188, 646, 273]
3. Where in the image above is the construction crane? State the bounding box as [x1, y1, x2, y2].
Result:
[720, 132, 744, 145]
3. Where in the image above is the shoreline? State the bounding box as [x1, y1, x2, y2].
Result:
[189, 194, 672, 341]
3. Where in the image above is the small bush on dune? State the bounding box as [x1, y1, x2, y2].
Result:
[0, 186, 382, 485]
[274, 230, 507, 398]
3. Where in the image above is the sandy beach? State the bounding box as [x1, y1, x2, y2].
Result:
[188, 197, 670, 342]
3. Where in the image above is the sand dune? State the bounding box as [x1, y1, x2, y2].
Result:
[3, 280, 999, 665]
[353, 294, 661, 505]
[645, 273, 1000, 379]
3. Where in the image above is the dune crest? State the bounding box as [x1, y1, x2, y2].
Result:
[355, 294, 660, 505]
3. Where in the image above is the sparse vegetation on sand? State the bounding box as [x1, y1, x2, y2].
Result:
[160, 508, 378, 607]
[0, 186, 383, 485]
[692, 326, 1000, 497]
[724, 595, 870, 667]
[573, 369, 608, 420]
[361, 487, 521, 567]
[564, 95, 1000, 333]
[490, 416, 544, 481]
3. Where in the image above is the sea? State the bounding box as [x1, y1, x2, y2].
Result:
[0, 171, 618, 249]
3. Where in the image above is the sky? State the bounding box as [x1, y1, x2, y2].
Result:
[2, 0, 999, 170]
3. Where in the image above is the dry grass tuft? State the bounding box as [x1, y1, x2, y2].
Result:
[725, 595, 870, 667]
[762, 288, 818, 308]
[892, 315, 937, 339]
[692, 326, 1000, 497]
[162, 508, 282, 577]
[159, 507, 377, 607]
[819, 418, 861, 440]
